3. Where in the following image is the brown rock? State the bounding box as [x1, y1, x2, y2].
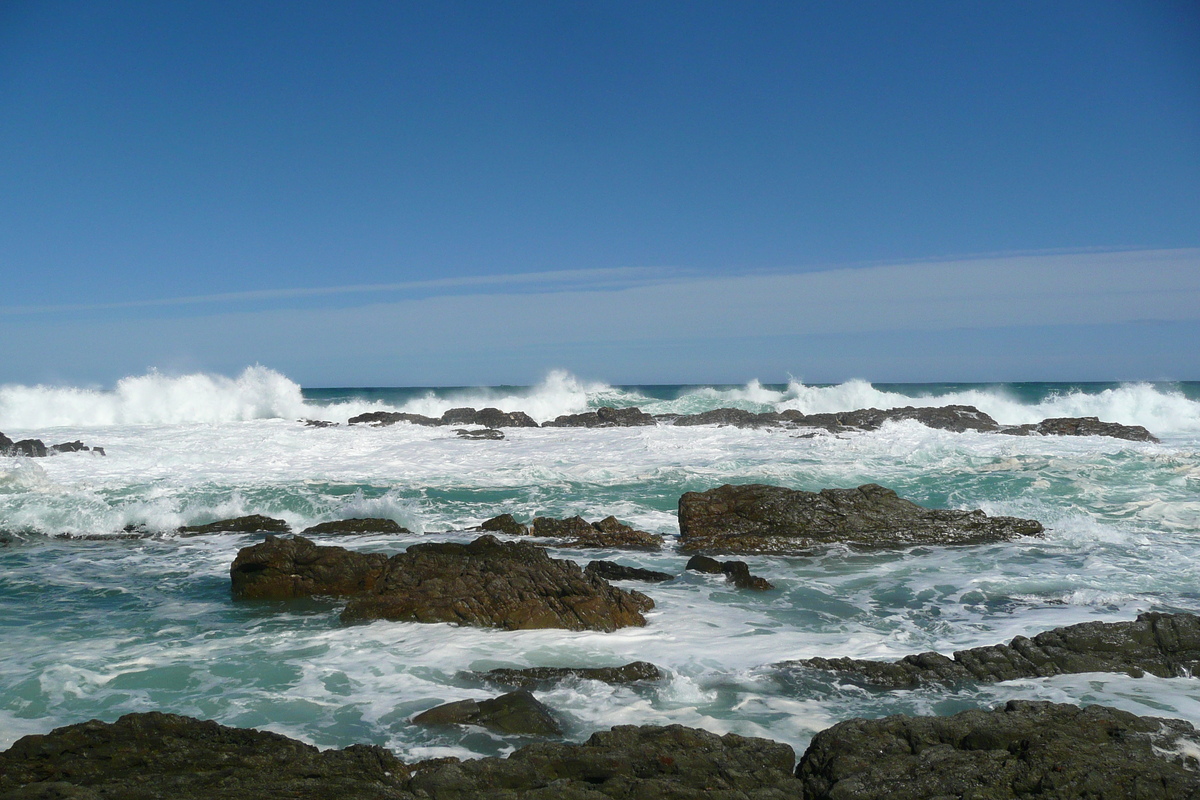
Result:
[412, 690, 561, 736]
[230, 535, 388, 599]
[300, 518, 411, 535]
[178, 514, 291, 536]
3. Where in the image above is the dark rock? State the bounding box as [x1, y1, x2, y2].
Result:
[412, 690, 562, 736]
[795, 700, 1200, 800]
[585, 560, 674, 582]
[440, 407, 539, 428]
[478, 661, 663, 689]
[178, 514, 291, 536]
[685, 555, 773, 590]
[347, 411, 439, 426]
[454, 427, 505, 440]
[542, 406, 657, 427]
[531, 515, 663, 550]
[0, 711, 410, 800]
[784, 611, 1200, 688]
[678, 483, 1044, 553]
[672, 408, 785, 428]
[340, 534, 653, 631]
[479, 513, 529, 536]
[300, 518, 411, 535]
[91, 447, 105, 457]
[8, 439, 48, 457]
[0, 431, 10, 451]
[300, 418, 338, 427]
[1001, 416, 1159, 442]
[48, 441, 88, 453]
[230, 535, 389, 599]
[530, 514, 596, 539]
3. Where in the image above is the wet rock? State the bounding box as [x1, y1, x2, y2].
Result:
[585, 560, 674, 582]
[679, 483, 1044, 553]
[685, 554, 773, 590]
[795, 700, 1200, 800]
[542, 406, 657, 427]
[531, 515, 663, 550]
[300, 518, 411, 535]
[230, 535, 389, 599]
[0, 711, 410, 800]
[1001, 416, 1159, 442]
[478, 513, 529, 536]
[340, 534, 653, 631]
[672, 408, 786, 428]
[477, 661, 663, 689]
[785, 611, 1200, 688]
[347, 411, 439, 426]
[412, 690, 562, 736]
[178, 514, 290, 536]
[300, 418, 338, 427]
[454, 427, 504, 440]
[2, 437, 48, 457]
[48, 441, 88, 453]
[440, 407, 539, 428]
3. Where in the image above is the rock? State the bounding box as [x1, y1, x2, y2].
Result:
[6, 438, 48, 457]
[542, 406, 657, 427]
[177, 514, 291, 536]
[685, 554, 773, 590]
[531, 515, 663, 550]
[229, 535, 389, 599]
[784, 611, 1200, 688]
[585, 560, 674, 582]
[0, 711, 410, 800]
[300, 518, 411, 535]
[478, 513, 528, 536]
[91, 447, 106, 456]
[1001, 416, 1159, 442]
[300, 418, 338, 427]
[454, 428, 504, 440]
[440, 407, 539, 428]
[795, 700, 1200, 800]
[48, 441, 88, 453]
[477, 661, 663, 689]
[412, 690, 562, 736]
[672, 408, 785, 428]
[340, 534, 653, 631]
[678, 483, 1044, 553]
[347, 411, 439, 426]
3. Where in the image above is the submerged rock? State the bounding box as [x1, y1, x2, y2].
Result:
[795, 700, 1200, 800]
[440, 407, 539, 428]
[585, 560, 675, 582]
[530, 514, 663, 549]
[477, 661, 663, 689]
[299, 518, 411, 535]
[412, 690, 562, 736]
[685, 554, 773, 590]
[340, 534, 653, 631]
[784, 611, 1200, 688]
[230, 535, 389, 599]
[1, 433, 104, 457]
[454, 427, 505, 440]
[178, 514, 291, 536]
[678, 483, 1044, 553]
[542, 406, 657, 427]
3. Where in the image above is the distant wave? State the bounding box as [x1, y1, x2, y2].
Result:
[2, 366, 1197, 434]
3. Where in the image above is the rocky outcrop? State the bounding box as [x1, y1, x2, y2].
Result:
[530, 515, 664, 549]
[678, 483, 1044, 553]
[1, 432, 104, 457]
[455, 427, 505, 440]
[585, 560, 674, 582]
[543, 406, 656, 427]
[477, 661, 663, 689]
[300, 418, 338, 427]
[412, 690, 562, 736]
[671, 408, 787, 428]
[340, 534, 653, 631]
[230, 535, 389, 599]
[784, 611, 1200, 688]
[440, 407, 539, 428]
[299, 518, 411, 535]
[478, 513, 528, 535]
[795, 700, 1200, 800]
[347, 411, 439, 426]
[178, 514, 291, 536]
[1001, 416, 1159, 442]
[685, 554, 774, 590]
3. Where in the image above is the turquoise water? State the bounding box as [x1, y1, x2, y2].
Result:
[2, 370, 1199, 759]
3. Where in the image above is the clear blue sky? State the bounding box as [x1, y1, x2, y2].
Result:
[1, 1, 1198, 385]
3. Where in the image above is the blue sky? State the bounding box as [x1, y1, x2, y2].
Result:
[1, 1, 1198, 386]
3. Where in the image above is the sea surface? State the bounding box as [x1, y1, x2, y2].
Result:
[2, 368, 1199, 761]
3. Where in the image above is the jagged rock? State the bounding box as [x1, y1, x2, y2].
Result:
[1001, 416, 1159, 442]
[0, 711, 410, 800]
[542, 406, 657, 427]
[672, 408, 786, 428]
[454, 427, 504, 440]
[440, 407, 539, 428]
[412, 690, 562, 736]
[49, 441, 87, 453]
[300, 518, 411, 535]
[685, 555, 773, 590]
[795, 700, 1200, 800]
[531, 515, 663, 550]
[784, 611, 1200, 688]
[678, 483, 1044, 553]
[585, 560, 674, 582]
[230, 535, 389, 599]
[340, 534, 653, 631]
[477, 661, 663, 689]
[1, 436, 48, 457]
[300, 418, 338, 427]
[178, 514, 291, 536]
[479, 513, 529, 536]
[347, 411, 439, 426]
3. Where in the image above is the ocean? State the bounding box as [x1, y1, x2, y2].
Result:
[2, 368, 1199, 762]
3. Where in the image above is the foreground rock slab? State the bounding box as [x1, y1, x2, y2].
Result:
[785, 611, 1200, 688]
[679, 483, 1044, 553]
[796, 700, 1200, 800]
[412, 690, 562, 736]
[477, 661, 663, 689]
